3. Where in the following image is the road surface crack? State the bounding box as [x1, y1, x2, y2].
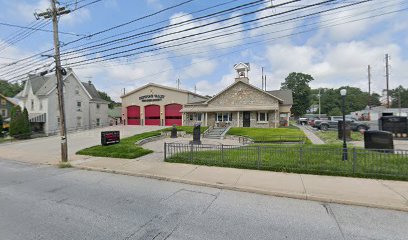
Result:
[322, 203, 346, 240]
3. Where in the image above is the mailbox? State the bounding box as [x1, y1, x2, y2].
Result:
[101, 131, 120, 146]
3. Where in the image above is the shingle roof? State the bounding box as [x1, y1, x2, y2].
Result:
[81, 81, 109, 103]
[267, 90, 293, 105]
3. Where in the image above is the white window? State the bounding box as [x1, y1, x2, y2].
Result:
[57, 117, 60, 127]
[77, 101, 82, 112]
[257, 112, 268, 122]
[75, 86, 80, 95]
[96, 103, 100, 110]
[96, 118, 100, 126]
[216, 112, 232, 122]
[40, 101, 43, 110]
[1, 109, 6, 117]
[76, 116, 82, 127]
[189, 114, 193, 121]
[31, 99, 34, 110]
[1, 99, 6, 106]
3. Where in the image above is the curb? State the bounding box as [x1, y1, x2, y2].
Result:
[73, 165, 408, 213]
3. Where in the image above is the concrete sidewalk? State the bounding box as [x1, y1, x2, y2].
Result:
[72, 156, 408, 212]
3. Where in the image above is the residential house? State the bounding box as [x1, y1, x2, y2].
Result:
[15, 69, 109, 135]
[0, 93, 19, 129]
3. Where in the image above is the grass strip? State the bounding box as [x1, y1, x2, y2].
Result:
[166, 144, 408, 181]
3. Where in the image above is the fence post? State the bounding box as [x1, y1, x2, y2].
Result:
[164, 142, 167, 161]
[189, 143, 193, 162]
[352, 147, 357, 174]
[257, 145, 261, 169]
[221, 144, 224, 166]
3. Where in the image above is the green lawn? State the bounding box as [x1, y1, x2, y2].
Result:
[163, 126, 208, 134]
[315, 130, 364, 144]
[166, 144, 408, 181]
[77, 130, 163, 159]
[227, 127, 311, 144]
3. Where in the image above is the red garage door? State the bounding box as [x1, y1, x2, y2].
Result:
[165, 104, 182, 126]
[145, 105, 160, 125]
[127, 105, 140, 125]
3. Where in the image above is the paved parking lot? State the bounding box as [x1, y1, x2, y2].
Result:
[0, 125, 165, 164]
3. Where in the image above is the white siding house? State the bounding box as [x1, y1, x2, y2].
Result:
[15, 69, 109, 135]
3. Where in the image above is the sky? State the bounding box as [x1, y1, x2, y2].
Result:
[0, 0, 408, 101]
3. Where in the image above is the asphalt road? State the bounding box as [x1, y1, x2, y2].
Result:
[0, 160, 407, 240]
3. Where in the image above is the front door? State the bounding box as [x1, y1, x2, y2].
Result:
[243, 111, 250, 127]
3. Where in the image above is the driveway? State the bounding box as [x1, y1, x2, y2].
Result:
[0, 125, 165, 164]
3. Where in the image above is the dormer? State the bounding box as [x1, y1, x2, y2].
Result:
[233, 62, 250, 83]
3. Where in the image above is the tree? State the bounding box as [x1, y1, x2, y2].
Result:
[97, 91, 115, 109]
[9, 106, 31, 139]
[281, 72, 314, 117]
[0, 80, 24, 97]
[390, 85, 408, 108]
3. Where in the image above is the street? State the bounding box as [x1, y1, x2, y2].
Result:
[0, 159, 407, 240]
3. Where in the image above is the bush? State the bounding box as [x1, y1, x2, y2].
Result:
[9, 106, 31, 139]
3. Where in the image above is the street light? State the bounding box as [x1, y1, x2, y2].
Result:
[340, 88, 348, 161]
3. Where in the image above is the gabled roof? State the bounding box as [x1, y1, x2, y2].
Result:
[82, 81, 109, 103]
[121, 82, 208, 99]
[267, 90, 293, 105]
[233, 62, 250, 70]
[205, 80, 284, 104]
[0, 93, 19, 106]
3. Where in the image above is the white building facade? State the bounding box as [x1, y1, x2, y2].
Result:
[16, 69, 109, 135]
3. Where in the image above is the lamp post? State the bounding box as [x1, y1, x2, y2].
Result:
[340, 88, 348, 161]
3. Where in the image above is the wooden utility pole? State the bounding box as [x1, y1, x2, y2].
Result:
[368, 65, 371, 109]
[385, 54, 390, 108]
[261, 67, 264, 90]
[36, 0, 70, 162]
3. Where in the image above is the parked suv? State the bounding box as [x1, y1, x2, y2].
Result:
[318, 117, 369, 132]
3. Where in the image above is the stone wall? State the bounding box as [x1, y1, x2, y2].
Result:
[208, 81, 279, 108]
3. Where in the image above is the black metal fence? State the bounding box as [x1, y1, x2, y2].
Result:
[237, 135, 307, 144]
[164, 143, 408, 180]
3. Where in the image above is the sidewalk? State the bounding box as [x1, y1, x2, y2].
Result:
[72, 156, 408, 212]
[298, 125, 325, 144]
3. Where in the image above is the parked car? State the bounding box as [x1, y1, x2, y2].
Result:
[318, 118, 370, 132]
[298, 117, 308, 125]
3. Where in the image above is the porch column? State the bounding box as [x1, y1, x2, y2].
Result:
[181, 112, 184, 126]
[275, 111, 278, 128]
[237, 111, 240, 127]
[205, 112, 208, 126]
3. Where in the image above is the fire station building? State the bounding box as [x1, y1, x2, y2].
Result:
[121, 63, 292, 127]
[121, 83, 208, 126]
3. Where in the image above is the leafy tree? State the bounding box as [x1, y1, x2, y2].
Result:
[390, 85, 408, 108]
[0, 80, 24, 97]
[9, 106, 31, 139]
[97, 90, 115, 109]
[281, 72, 314, 117]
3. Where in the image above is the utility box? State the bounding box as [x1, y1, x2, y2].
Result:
[101, 131, 120, 146]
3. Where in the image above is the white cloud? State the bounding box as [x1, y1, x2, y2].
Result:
[182, 58, 217, 78]
[152, 12, 245, 56]
[263, 41, 408, 94]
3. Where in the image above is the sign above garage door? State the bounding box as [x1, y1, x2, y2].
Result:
[139, 94, 165, 102]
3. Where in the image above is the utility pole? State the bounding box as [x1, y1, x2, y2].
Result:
[177, 78, 180, 89]
[318, 88, 321, 118]
[385, 54, 390, 108]
[194, 84, 197, 93]
[368, 65, 371, 109]
[264, 75, 267, 91]
[398, 91, 401, 116]
[261, 67, 264, 90]
[36, 0, 70, 162]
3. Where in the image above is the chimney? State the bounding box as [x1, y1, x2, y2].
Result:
[88, 80, 92, 85]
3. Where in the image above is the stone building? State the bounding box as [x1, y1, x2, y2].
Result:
[181, 63, 292, 128]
